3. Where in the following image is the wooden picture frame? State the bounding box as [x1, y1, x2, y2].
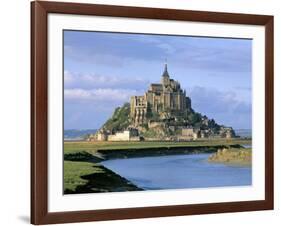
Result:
[31, 1, 274, 224]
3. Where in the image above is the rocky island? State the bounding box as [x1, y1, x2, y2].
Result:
[89, 63, 236, 142]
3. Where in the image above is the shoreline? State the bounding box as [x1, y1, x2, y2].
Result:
[64, 162, 142, 194]
[64, 139, 251, 194]
[95, 144, 242, 161]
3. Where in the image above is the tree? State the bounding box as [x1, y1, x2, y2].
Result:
[188, 112, 201, 125]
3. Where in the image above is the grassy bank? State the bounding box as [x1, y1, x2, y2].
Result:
[64, 161, 142, 193]
[64, 138, 251, 154]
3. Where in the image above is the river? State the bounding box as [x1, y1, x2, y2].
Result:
[102, 153, 252, 190]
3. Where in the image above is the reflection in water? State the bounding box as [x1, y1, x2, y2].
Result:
[102, 154, 252, 190]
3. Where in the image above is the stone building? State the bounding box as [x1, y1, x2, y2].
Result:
[181, 127, 197, 140]
[107, 131, 131, 141]
[181, 127, 208, 140]
[219, 127, 235, 139]
[97, 129, 108, 141]
[94, 128, 140, 142]
[130, 63, 191, 125]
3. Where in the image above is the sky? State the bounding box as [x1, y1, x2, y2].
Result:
[64, 30, 252, 130]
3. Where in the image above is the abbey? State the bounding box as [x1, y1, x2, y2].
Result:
[93, 63, 236, 142]
[130, 63, 191, 125]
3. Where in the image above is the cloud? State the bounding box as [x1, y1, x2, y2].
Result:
[132, 36, 177, 54]
[127, 35, 251, 73]
[189, 86, 251, 114]
[64, 44, 128, 67]
[173, 45, 251, 73]
[64, 102, 115, 130]
[68, 52, 126, 67]
[64, 70, 74, 83]
[64, 33, 177, 66]
[64, 70, 149, 90]
[235, 86, 251, 91]
[64, 45, 73, 54]
[64, 88, 139, 102]
[65, 32, 251, 76]
[64, 87, 140, 129]
[189, 86, 251, 128]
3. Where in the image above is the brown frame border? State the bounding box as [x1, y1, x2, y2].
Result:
[31, 1, 274, 224]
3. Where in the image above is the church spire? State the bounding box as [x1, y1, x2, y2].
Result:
[162, 59, 169, 78]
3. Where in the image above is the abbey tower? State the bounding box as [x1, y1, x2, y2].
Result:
[130, 64, 191, 125]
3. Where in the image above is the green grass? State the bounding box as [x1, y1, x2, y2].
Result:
[64, 160, 142, 194]
[64, 161, 105, 192]
[64, 139, 251, 155]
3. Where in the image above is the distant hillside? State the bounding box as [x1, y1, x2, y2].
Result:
[64, 129, 97, 140]
[235, 129, 252, 138]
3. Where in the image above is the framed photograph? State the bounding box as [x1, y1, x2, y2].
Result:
[31, 1, 274, 224]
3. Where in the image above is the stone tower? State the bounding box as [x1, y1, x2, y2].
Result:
[130, 63, 191, 126]
[162, 63, 170, 86]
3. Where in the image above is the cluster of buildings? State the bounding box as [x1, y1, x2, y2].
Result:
[90, 126, 234, 142]
[180, 126, 235, 140]
[89, 63, 236, 142]
[89, 127, 141, 142]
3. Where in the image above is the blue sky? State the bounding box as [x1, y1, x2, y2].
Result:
[64, 30, 252, 130]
